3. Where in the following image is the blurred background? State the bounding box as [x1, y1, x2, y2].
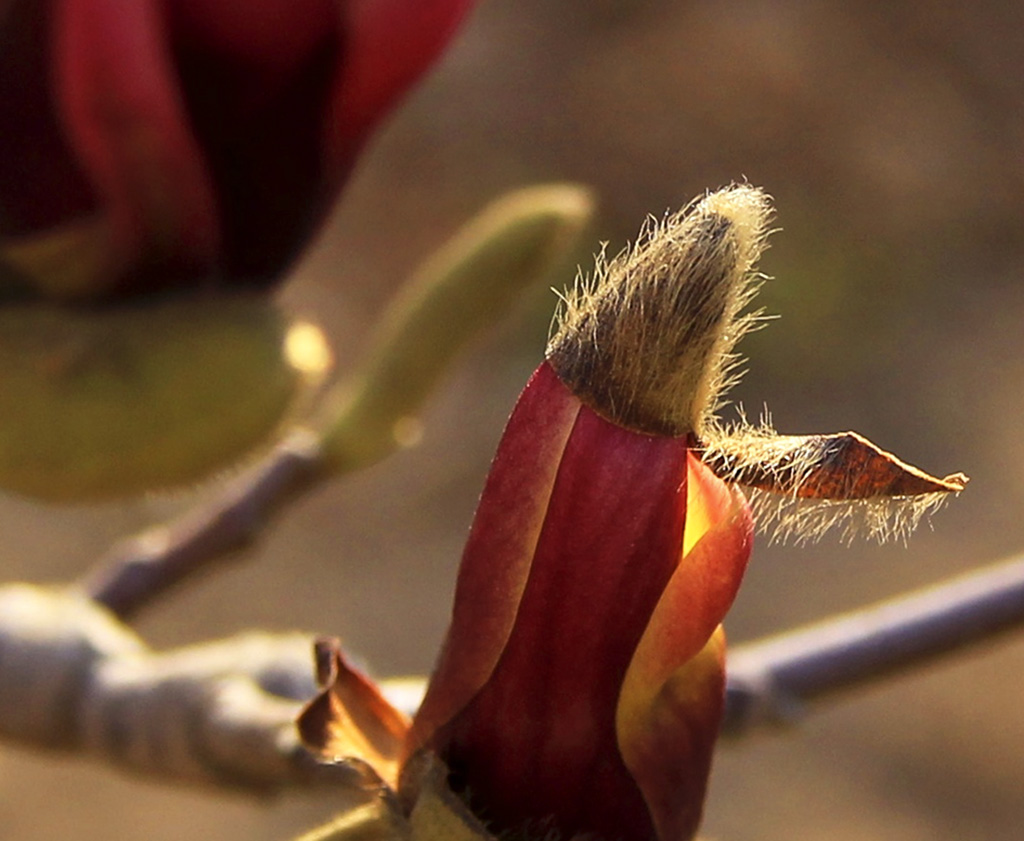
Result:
[2, 1, 1024, 839]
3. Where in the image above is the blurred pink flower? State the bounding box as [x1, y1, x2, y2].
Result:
[0, 0, 474, 297]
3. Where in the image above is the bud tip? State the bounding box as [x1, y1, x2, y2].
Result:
[546, 184, 772, 438]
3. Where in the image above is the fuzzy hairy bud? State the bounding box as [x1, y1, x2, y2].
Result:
[546, 184, 771, 437]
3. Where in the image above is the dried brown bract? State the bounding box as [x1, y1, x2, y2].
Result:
[701, 417, 968, 543]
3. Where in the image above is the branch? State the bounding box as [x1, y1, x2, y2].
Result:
[83, 429, 324, 620]
[376, 554, 1024, 729]
[0, 583, 375, 796]
[300, 553, 1024, 729]
[80, 184, 595, 620]
[6, 555, 1022, 796]
[720, 552, 1024, 736]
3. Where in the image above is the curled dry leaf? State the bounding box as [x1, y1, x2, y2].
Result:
[701, 428, 967, 498]
[295, 642, 497, 841]
[297, 638, 411, 789]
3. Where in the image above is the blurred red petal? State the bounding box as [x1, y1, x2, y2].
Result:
[328, 0, 475, 161]
[165, 1, 342, 284]
[8, 0, 474, 296]
[0, 1, 96, 234]
[54, 0, 219, 277]
[169, 0, 336, 72]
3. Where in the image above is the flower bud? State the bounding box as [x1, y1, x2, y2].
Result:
[403, 186, 767, 841]
[547, 185, 771, 438]
[296, 185, 967, 840]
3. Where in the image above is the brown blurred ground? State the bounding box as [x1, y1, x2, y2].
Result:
[3, 1, 1024, 839]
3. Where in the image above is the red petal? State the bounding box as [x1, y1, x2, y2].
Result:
[54, 0, 219, 277]
[165, 1, 343, 285]
[169, 0, 335, 73]
[617, 454, 753, 841]
[412, 362, 694, 840]
[408, 362, 580, 755]
[0, 2, 96, 234]
[327, 0, 475, 161]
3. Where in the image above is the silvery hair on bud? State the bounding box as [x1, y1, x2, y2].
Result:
[547, 184, 772, 437]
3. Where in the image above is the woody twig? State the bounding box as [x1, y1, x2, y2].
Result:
[721, 552, 1024, 736]
[80, 185, 594, 620]
[3, 553, 1023, 795]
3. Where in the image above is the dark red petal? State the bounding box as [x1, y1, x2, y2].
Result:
[618, 454, 754, 841]
[408, 362, 580, 756]
[414, 363, 692, 840]
[0, 1, 96, 235]
[168, 0, 336, 73]
[166, 0, 341, 285]
[54, 0, 219, 277]
[327, 0, 475, 162]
